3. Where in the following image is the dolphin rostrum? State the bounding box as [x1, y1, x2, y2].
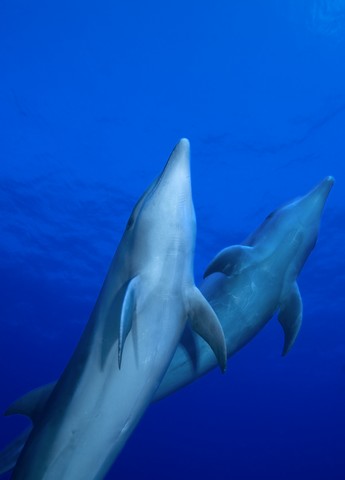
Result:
[0, 176, 333, 475]
[9, 139, 226, 479]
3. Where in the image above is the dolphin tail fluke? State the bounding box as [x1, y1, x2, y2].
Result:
[203, 245, 255, 278]
[278, 282, 303, 356]
[188, 286, 227, 373]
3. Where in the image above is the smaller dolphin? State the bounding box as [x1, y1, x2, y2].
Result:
[155, 175, 334, 398]
[0, 176, 333, 474]
[9, 139, 226, 480]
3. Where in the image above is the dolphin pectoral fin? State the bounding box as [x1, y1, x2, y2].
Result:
[278, 282, 303, 356]
[180, 324, 199, 372]
[118, 276, 140, 369]
[188, 286, 227, 373]
[4, 382, 56, 422]
[101, 276, 139, 368]
[203, 245, 255, 278]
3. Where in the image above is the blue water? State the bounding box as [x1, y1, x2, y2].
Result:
[0, 1, 344, 478]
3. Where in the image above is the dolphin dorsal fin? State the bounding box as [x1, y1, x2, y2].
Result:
[278, 282, 303, 355]
[187, 286, 227, 373]
[203, 245, 255, 278]
[4, 383, 55, 423]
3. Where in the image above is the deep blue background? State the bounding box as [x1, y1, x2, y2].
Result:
[0, 1, 344, 478]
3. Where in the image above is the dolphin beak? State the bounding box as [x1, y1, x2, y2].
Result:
[313, 176, 335, 200]
[298, 176, 334, 217]
[170, 138, 190, 166]
[158, 138, 191, 187]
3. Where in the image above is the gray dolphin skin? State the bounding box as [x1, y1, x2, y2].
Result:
[0, 175, 333, 476]
[8, 138, 227, 480]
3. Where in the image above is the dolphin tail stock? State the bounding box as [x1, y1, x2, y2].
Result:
[278, 282, 303, 356]
[187, 286, 227, 373]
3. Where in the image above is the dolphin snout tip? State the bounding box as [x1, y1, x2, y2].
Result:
[176, 138, 190, 156]
[320, 175, 335, 196]
[170, 138, 191, 170]
[169, 138, 190, 160]
[178, 137, 190, 148]
[160, 138, 191, 187]
[325, 175, 335, 186]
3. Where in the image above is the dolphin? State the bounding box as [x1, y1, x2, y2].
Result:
[155, 175, 334, 397]
[8, 138, 227, 480]
[0, 176, 333, 475]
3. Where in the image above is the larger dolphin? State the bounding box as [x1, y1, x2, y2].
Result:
[0, 176, 333, 475]
[9, 139, 226, 480]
